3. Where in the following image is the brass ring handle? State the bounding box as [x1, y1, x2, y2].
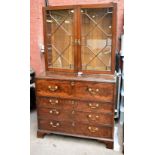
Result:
[87, 87, 100, 95]
[88, 103, 99, 109]
[48, 85, 58, 92]
[50, 121, 60, 128]
[88, 114, 99, 121]
[49, 99, 59, 104]
[49, 109, 60, 115]
[88, 126, 99, 132]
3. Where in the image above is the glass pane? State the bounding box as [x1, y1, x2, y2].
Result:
[81, 8, 113, 71]
[46, 9, 74, 69]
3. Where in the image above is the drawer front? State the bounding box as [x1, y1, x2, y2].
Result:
[38, 119, 75, 134]
[36, 79, 114, 102]
[38, 108, 113, 126]
[76, 101, 114, 113]
[74, 111, 113, 125]
[37, 97, 75, 110]
[38, 119, 113, 138]
[36, 79, 73, 97]
[76, 123, 112, 139]
[37, 97, 113, 113]
[74, 82, 114, 102]
[38, 108, 73, 121]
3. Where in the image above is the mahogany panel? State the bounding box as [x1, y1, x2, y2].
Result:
[38, 119, 76, 134]
[76, 101, 114, 113]
[37, 97, 114, 113]
[37, 97, 75, 110]
[75, 122, 113, 139]
[38, 119, 113, 138]
[38, 108, 73, 121]
[75, 81, 114, 102]
[36, 79, 74, 97]
[37, 107, 113, 126]
[74, 111, 113, 125]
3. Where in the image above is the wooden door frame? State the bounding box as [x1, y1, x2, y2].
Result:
[77, 3, 117, 75]
[42, 6, 78, 73]
[42, 3, 117, 74]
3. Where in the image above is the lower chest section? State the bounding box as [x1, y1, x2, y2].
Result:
[36, 78, 116, 140]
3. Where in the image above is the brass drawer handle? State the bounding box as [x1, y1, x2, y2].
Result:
[71, 100, 77, 105]
[71, 81, 75, 86]
[88, 114, 99, 121]
[50, 121, 60, 128]
[49, 109, 60, 115]
[87, 87, 100, 95]
[88, 126, 99, 133]
[71, 110, 75, 114]
[48, 85, 58, 92]
[49, 99, 59, 105]
[88, 103, 99, 109]
[71, 100, 75, 104]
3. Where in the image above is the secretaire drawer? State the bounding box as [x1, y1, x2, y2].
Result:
[74, 82, 114, 102]
[36, 79, 73, 97]
[38, 119, 113, 139]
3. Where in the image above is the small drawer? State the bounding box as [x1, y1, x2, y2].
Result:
[36, 79, 73, 97]
[74, 111, 113, 125]
[76, 123, 113, 139]
[38, 119, 113, 139]
[38, 108, 73, 121]
[38, 119, 76, 134]
[74, 82, 114, 102]
[76, 101, 114, 113]
[37, 97, 75, 110]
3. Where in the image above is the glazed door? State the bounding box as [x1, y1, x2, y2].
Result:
[43, 4, 116, 74]
[80, 5, 116, 74]
[44, 7, 77, 72]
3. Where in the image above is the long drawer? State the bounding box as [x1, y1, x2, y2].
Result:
[38, 107, 113, 125]
[37, 97, 114, 114]
[38, 119, 113, 139]
[36, 79, 114, 102]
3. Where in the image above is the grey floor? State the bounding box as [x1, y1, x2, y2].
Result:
[30, 111, 123, 155]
